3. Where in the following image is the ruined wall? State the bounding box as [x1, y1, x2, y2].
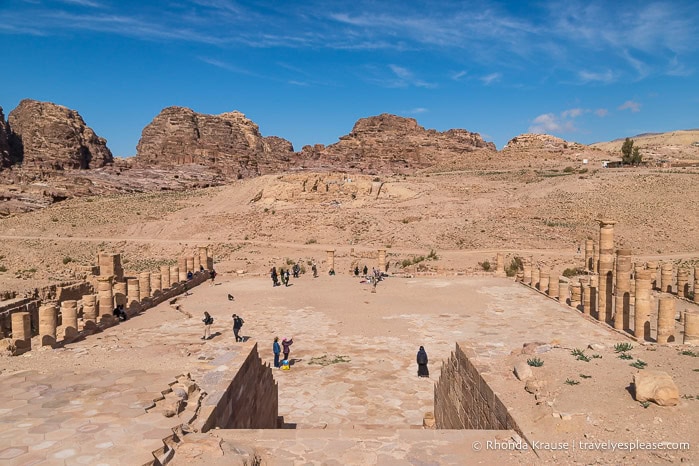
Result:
[0, 298, 40, 337]
[435, 343, 522, 434]
[199, 343, 278, 431]
[56, 282, 94, 302]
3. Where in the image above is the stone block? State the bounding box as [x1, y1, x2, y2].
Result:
[633, 370, 679, 406]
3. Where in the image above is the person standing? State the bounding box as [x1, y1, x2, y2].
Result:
[417, 346, 429, 377]
[273, 337, 281, 368]
[312, 264, 318, 278]
[284, 269, 290, 286]
[271, 267, 279, 287]
[232, 313, 244, 342]
[202, 312, 213, 340]
[282, 337, 294, 362]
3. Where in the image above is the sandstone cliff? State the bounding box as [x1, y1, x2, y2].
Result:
[297, 114, 496, 174]
[135, 107, 296, 178]
[0, 107, 10, 168]
[8, 99, 113, 170]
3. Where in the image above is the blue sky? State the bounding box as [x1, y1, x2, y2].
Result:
[1, 0, 698, 156]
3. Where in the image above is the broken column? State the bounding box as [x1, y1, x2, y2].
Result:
[597, 219, 616, 324]
[178, 257, 188, 282]
[539, 267, 550, 295]
[11, 312, 31, 353]
[161, 265, 171, 289]
[193, 254, 201, 273]
[676, 268, 689, 298]
[614, 249, 633, 331]
[60, 300, 79, 341]
[532, 267, 540, 290]
[660, 263, 674, 293]
[139, 272, 151, 300]
[634, 269, 652, 341]
[646, 261, 659, 290]
[378, 249, 386, 272]
[97, 252, 124, 282]
[694, 267, 699, 304]
[558, 278, 569, 304]
[97, 276, 114, 321]
[184, 256, 194, 274]
[327, 250, 336, 273]
[547, 277, 558, 299]
[684, 310, 699, 344]
[151, 273, 162, 293]
[170, 266, 179, 285]
[656, 297, 676, 344]
[495, 253, 505, 277]
[82, 294, 97, 325]
[127, 278, 140, 309]
[113, 281, 128, 308]
[39, 303, 58, 347]
[199, 246, 209, 270]
[523, 258, 532, 286]
[589, 274, 598, 315]
[584, 239, 594, 271]
[582, 284, 592, 316]
[570, 282, 582, 310]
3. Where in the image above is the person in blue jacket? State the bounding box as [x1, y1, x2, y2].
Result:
[273, 337, 281, 368]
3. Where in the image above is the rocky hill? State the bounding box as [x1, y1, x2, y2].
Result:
[591, 130, 699, 162]
[134, 107, 296, 178]
[298, 113, 496, 174]
[8, 99, 113, 170]
[502, 133, 609, 167]
[0, 107, 11, 169]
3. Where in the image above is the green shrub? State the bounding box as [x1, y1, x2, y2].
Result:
[527, 357, 544, 367]
[563, 166, 575, 173]
[562, 267, 584, 278]
[614, 342, 634, 353]
[630, 359, 647, 369]
[0, 265, 7, 273]
[479, 260, 491, 271]
[505, 257, 523, 277]
[305, 239, 317, 244]
[427, 249, 438, 260]
[62, 257, 73, 265]
[565, 379, 580, 385]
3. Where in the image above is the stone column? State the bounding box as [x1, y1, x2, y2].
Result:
[378, 249, 386, 272]
[82, 294, 97, 326]
[614, 249, 633, 331]
[185, 256, 195, 274]
[558, 279, 569, 304]
[97, 276, 114, 320]
[634, 269, 652, 341]
[532, 267, 540, 290]
[11, 312, 31, 352]
[515, 269, 524, 282]
[495, 253, 505, 277]
[694, 267, 699, 304]
[646, 261, 659, 290]
[523, 259, 532, 286]
[582, 284, 592, 316]
[60, 300, 79, 341]
[39, 303, 58, 347]
[170, 266, 179, 285]
[684, 310, 699, 344]
[660, 263, 674, 293]
[597, 220, 616, 324]
[139, 272, 151, 300]
[151, 273, 162, 293]
[161, 265, 171, 289]
[547, 277, 558, 299]
[199, 246, 209, 270]
[127, 278, 140, 308]
[571, 282, 582, 310]
[539, 267, 550, 295]
[593, 243, 599, 273]
[656, 297, 675, 344]
[589, 274, 598, 316]
[178, 257, 188, 282]
[327, 250, 336, 273]
[676, 268, 689, 298]
[193, 254, 201, 273]
[584, 239, 594, 271]
[113, 282, 128, 308]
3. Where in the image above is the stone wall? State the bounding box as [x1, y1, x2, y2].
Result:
[56, 282, 94, 302]
[435, 343, 522, 435]
[0, 297, 39, 337]
[197, 343, 278, 431]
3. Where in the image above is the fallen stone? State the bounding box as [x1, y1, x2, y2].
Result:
[522, 341, 548, 355]
[514, 361, 533, 381]
[634, 370, 679, 406]
[525, 379, 545, 395]
[588, 343, 606, 351]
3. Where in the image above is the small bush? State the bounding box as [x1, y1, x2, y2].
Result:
[563, 166, 575, 173]
[579, 374, 592, 379]
[618, 353, 633, 360]
[680, 350, 698, 357]
[479, 260, 491, 271]
[401, 259, 413, 268]
[640, 401, 651, 408]
[0, 265, 7, 273]
[427, 249, 438, 260]
[62, 257, 73, 265]
[565, 379, 580, 385]
[505, 257, 523, 277]
[527, 357, 544, 367]
[562, 267, 584, 278]
[614, 342, 634, 353]
[305, 239, 317, 244]
[630, 359, 647, 369]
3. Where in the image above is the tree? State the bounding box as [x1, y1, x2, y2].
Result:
[632, 147, 642, 165]
[621, 138, 634, 165]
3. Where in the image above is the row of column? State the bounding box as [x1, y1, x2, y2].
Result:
[10, 247, 211, 352]
[325, 248, 388, 274]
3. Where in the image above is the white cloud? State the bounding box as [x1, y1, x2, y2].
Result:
[480, 72, 502, 85]
[595, 108, 608, 117]
[578, 69, 616, 84]
[561, 108, 584, 118]
[387, 64, 436, 88]
[528, 110, 579, 134]
[59, 0, 102, 7]
[405, 107, 428, 114]
[618, 100, 641, 113]
[667, 57, 693, 77]
[451, 70, 467, 81]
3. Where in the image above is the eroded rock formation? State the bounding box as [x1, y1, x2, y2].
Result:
[297, 114, 496, 174]
[0, 107, 11, 168]
[135, 107, 296, 178]
[8, 99, 113, 170]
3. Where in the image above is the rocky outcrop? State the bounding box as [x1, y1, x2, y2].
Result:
[503, 133, 585, 152]
[135, 107, 296, 178]
[0, 107, 11, 168]
[297, 114, 496, 174]
[7, 99, 113, 170]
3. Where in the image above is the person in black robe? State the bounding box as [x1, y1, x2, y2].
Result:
[417, 346, 429, 377]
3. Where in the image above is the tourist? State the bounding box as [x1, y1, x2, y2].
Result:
[232, 313, 244, 342]
[284, 269, 290, 286]
[113, 304, 128, 321]
[282, 337, 294, 361]
[328, 268, 335, 276]
[354, 266, 360, 276]
[273, 337, 281, 368]
[417, 346, 429, 377]
[271, 267, 279, 287]
[200, 265, 204, 272]
[209, 269, 217, 286]
[293, 263, 300, 278]
[202, 312, 213, 339]
[363, 265, 368, 276]
[187, 270, 193, 280]
[311, 264, 318, 278]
